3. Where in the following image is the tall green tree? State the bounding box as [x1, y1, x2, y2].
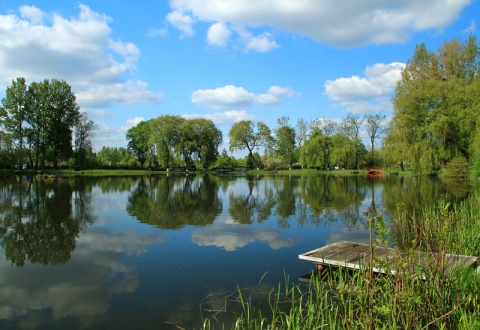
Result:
[190, 118, 222, 169]
[385, 36, 480, 173]
[1, 77, 28, 168]
[150, 115, 185, 169]
[46, 79, 80, 168]
[126, 120, 153, 168]
[273, 116, 296, 169]
[26, 80, 49, 169]
[228, 120, 272, 169]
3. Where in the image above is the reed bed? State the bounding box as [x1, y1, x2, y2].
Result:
[201, 192, 480, 329]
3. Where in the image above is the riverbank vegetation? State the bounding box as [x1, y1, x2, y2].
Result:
[201, 192, 480, 329]
[1, 36, 479, 177]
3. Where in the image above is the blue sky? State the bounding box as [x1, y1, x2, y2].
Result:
[0, 1, 477, 153]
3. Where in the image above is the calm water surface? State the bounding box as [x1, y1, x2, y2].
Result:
[0, 174, 470, 329]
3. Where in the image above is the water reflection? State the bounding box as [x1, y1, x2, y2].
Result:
[126, 175, 222, 229]
[0, 174, 471, 329]
[192, 226, 298, 251]
[0, 176, 95, 266]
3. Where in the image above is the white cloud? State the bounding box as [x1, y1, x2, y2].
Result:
[0, 5, 163, 108]
[166, 0, 472, 48]
[206, 22, 232, 46]
[268, 85, 298, 97]
[19, 5, 45, 25]
[166, 9, 195, 37]
[125, 117, 145, 129]
[191, 85, 298, 110]
[183, 110, 255, 125]
[463, 20, 476, 33]
[192, 85, 254, 109]
[245, 31, 279, 52]
[324, 62, 405, 114]
[76, 81, 163, 108]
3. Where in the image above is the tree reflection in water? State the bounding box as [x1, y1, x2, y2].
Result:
[0, 176, 95, 266]
[126, 175, 222, 229]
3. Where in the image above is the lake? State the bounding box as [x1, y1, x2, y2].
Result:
[0, 173, 470, 329]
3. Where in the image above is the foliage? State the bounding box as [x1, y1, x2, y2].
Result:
[272, 116, 297, 169]
[150, 115, 185, 168]
[126, 120, 154, 168]
[228, 120, 273, 169]
[214, 149, 238, 169]
[444, 155, 470, 177]
[385, 36, 480, 174]
[1, 77, 28, 168]
[96, 146, 134, 168]
[178, 118, 223, 169]
[0, 77, 90, 169]
[147, 115, 222, 170]
[74, 113, 98, 169]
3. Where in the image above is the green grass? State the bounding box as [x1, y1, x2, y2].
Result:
[1, 168, 167, 176]
[200, 193, 480, 330]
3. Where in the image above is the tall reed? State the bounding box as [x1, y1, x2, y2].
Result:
[201, 193, 480, 329]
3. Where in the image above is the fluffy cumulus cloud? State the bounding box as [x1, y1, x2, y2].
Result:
[191, 85, 298, 110]
[0, 5, 163, 108]
[206, 22, 232, 46]
[166, 0, 472, 48]
[183, 110, 255, 125]
[324, 62, 405, 114]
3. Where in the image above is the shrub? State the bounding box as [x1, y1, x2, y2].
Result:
[445, 156, 470, 177]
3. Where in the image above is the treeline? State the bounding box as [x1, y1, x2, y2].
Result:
[124, 114, 382, 171]
[0, 77, 96, 170]
[1, 36, 479, 174]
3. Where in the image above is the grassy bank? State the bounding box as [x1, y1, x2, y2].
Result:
[201, 192, 480, 329]
[1, 168, 167, 176]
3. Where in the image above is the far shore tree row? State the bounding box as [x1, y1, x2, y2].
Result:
[0, 77, 96, 170]
[1, 35, 479, 175]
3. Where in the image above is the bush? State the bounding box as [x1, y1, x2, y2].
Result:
[445, 156, 470, 177]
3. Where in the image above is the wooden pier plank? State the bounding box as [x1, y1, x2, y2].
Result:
[299, 241, 479, 276]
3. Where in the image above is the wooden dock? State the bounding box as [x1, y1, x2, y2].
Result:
[299, 241, 479, 276]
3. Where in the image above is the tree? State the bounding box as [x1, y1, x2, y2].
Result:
[46, 80, 80, 168]
[311, 118, 337, 137]
[274, 116, 296, 169]
[25, 80, 49, 169]
[228, 120, 272, 169]
[331, 133, 354, 169]
[340, 114, 364, 169]
[296, 118, 309, 147]
[215, 149, 237, 169]
[127, 120, 153, 168]
[1, 77, 28, 168]
[150, 115, 185, 169]
[190, 118, 222, 169]
[364, 114, 386, 166]
[385, 36, 480, 173]
[74, 113, 97, 169]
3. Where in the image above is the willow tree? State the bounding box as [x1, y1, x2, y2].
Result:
[385, 36, 479, 173]
[150, 115, 185, 169]
[177, 118, 222, 169]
